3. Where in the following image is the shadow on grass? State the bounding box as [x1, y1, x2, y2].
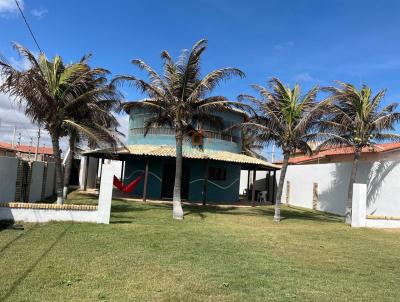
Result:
[0, 223, 37, 254]
[183, 204, 343, 223]
[0, 223, 72, 302]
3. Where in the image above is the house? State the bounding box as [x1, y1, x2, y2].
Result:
[82, 102, 280, 203]
[0, 141, 54, 161]
[271, 142, 400, 218]
[286, 143, 400, 165]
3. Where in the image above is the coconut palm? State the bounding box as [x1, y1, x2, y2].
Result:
[239, 78, 328, 222]
[0, 44, 120, 204]
[114, 39, 245, 220]
[241, 129, 265, 160]
[62, 58, 122, 200]
[319, 82, 400, 223]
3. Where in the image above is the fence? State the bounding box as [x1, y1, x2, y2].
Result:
[0, 163, 114, 224]
[0, 156, 55, 203]
[276, 160, 400, 226]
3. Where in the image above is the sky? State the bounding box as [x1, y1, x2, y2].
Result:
[1, 0, 400, 160]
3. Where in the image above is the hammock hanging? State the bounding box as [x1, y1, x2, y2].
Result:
[113, 172, 144, 193]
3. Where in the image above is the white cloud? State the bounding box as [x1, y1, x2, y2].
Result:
[274, 41, 294, 51]
[293, 72, 315, 83]
[31, 8, 47, 19]
[0, 0, 23, 16]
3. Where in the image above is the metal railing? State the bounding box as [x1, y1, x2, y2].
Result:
[130, 127, 240, 144]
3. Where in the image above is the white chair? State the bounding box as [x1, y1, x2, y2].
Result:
[257, 190, 267, 203]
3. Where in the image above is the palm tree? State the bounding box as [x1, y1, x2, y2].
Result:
[241, 129, 265, 160]
[319, 82, 400, 223]
[62, 58, 122, 200]
[0, 44, 120, 204]
[114, 39, 245, 220]
[239, 78, 328, 222]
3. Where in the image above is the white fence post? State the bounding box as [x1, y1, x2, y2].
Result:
[351, 183, 367, 228]
[97, 163, 114, 224]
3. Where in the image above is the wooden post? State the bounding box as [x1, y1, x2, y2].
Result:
[202, 159, 209, 206]
[142, 157, 149, 202]
[312, 182, 318, 210]
[272, 170, 276, 204]
[84, 156, 90, 191]
[120, 160, 125, 180]
[266, 171, 270, 201]
[251, 167, 256, 207]
[286, 181, 291, 204]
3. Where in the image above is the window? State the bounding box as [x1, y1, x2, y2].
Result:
[208, 167, 227, 181]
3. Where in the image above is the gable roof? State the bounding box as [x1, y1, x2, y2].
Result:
[0, 141, 53, 155]
[279, 142, 400, 165]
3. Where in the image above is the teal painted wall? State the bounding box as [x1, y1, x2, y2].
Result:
[123, 157, 240, 203]
[127, 107, 244, 153]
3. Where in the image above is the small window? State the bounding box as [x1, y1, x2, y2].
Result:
[208, 167, 227, 181]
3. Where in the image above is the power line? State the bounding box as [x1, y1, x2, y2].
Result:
[14, 0, 43, 53]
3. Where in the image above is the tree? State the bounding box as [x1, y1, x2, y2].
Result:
[319, 82, 400, 223]
[115, 39, 244, 220]
[239, 78, 327, 222]
[62, 58, 122, 199]
[0, 44, 120, 204]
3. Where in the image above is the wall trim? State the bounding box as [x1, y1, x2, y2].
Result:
[189, 178, 240, 190]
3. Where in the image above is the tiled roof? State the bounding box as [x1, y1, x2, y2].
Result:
[84, 144, 280, 169]
[286, 143, 400, 164]
[0, 141, 53, 155]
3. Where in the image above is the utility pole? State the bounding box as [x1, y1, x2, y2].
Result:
[28, 137, 33, 161]
[271, 144, 275, 163]
[11, 126, 16, 148]
[34, 127, 41, 161]
[17, 132, 21, 157]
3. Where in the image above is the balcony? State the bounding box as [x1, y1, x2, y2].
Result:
[130, 127, 240, 144]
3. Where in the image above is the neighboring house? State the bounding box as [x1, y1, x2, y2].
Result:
[271, 142, 400, 219]
[0, 141, 54, 161]
[83, 103, 279, 203]
[283, 143, 400, 165]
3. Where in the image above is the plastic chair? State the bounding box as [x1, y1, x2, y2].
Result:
[257, 190, 268, 203]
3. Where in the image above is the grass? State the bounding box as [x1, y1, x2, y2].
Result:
[1, 191, 400, 301]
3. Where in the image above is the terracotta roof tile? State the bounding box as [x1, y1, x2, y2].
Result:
[287, 142, 400, 164]
[0, 141, 53, 155]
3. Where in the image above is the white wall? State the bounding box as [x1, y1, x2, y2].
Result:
[239, 170, 268, 194]
[277, 160, 400, 217]
[0, 157, 18, 202]
[29, 161, 45, 202]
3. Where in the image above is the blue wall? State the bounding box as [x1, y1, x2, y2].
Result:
[123, 156, 240, 203]
[127, 107, 244, 153]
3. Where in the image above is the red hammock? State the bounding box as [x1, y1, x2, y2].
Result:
[113, 173, 144, 193]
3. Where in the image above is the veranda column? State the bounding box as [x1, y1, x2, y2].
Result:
[142, 157, 149, 202]
[84, 156, 90, 191]
[251, 167, 257, 207]
[202, 159, 209, 206]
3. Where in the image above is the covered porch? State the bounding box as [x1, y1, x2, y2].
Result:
[81, 145, 280, 205]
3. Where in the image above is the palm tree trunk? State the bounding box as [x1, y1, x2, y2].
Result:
[173, 129, 184, 220]
[345, 148, 361, 224]
[63, 135, 76, 200]
[274, 152, 290, 222]
[50, 131, 64, 205]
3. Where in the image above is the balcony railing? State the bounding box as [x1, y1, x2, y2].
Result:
[130, 127, 240, 144]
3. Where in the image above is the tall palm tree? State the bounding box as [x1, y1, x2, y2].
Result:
[239, 78, 328, 222]
[241, 129, 265, 160]
[319, 82, 400, 223]
[114, 39, 245, 220]
[0, 44, 120, 204]
[62, 58, 122, 200]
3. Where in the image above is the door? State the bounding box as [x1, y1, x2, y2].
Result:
[161, 164, 190, 199]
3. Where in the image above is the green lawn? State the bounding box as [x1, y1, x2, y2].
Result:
[1, 192, 400, 301]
